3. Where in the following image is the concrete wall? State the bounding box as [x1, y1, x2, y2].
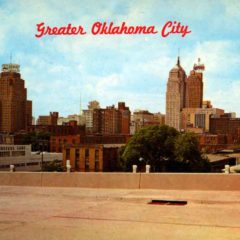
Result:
[140, 173, 240, 191]
[0, 172, 239, 191]
[41, 173, 140, 188]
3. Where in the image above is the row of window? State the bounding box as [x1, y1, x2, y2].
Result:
[0, 150, 26, 157]
[0, 146, 26, 151]
[0, 151, 10, 157]
[66, 148, 100, 171]
[51, 139, 77, 144]
[66, 149, 99, 160]
[0, 160, 61, 169]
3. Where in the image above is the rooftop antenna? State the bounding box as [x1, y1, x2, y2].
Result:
[80, 93, 83, 116]
[10, 52, 12, 64]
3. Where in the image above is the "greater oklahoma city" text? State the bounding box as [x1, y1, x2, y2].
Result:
[35, 21, 191, 38]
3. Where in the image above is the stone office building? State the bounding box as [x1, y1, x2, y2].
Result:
[166, 57, 186, 131]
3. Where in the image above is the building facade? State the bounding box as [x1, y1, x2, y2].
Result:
[83, 100, 100, 133]
[181, 107, 224, 132]
[0, 144, 62, 171]
[84, 101, 130, 135]
[185, 70, 203, 108]
[130, 110, 165, 134]
[0, 63, 32, 133]
[37, 112, 59, 125]
[185, 58, 205, 108]
[209, 116, 240, 141]
[198, 134, 235, 153]
[63, 143, 125, 172]
[118, 102, 131, 135]
[57, 114, 85, 126]
[50, 134, 81, 152]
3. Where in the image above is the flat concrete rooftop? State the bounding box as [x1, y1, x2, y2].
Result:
[0, 186, 240, 240]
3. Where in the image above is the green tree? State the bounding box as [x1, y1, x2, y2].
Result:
[22, 132, 50, 151]
[121, 125, 210, 172]
[174, 132, 202, 162]
[122, 125, 179, 171]
[173, 132, 211, 172]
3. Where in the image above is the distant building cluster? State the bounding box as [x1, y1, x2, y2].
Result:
[0, 58, 240, 172]
[166, 57, 240, 152]
[83, 101, 131, 135]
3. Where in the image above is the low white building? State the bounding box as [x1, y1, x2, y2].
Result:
[0, 145, 62, 171]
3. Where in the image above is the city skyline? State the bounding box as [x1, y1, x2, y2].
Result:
[0, 0, 239, 117]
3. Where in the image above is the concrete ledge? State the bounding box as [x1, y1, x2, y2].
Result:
[42, 172, 140, 188]
[140, 173, 240, 191]
[0, 172, 240, 190]
[0, 172, 42, 187]
[0, 172, 10, 186]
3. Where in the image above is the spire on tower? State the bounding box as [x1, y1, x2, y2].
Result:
[177, 56, 180, 66]
[80, 93, 83, 116]
[177, 48, 180, 66]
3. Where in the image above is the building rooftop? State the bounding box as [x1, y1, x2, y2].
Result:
[0, 183, 240, 240]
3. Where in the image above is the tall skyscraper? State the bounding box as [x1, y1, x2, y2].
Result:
[0, 63, 32, 133]
[166, 57, 186, 131]
[185, 58, 204, 108]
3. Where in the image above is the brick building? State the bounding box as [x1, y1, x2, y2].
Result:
[50, 132, 130, 153]
[62, 134, 129, 172]
[209, 116, 240, 142]
[181, 107, 224, 132]
[198, 133, 235, 153]
[37, 112, 59, 125]
[185, 70, 203, 108]
[118, 102, 131, 134]
[131, 110, 165, 134]
[63, 144, 124, 172]
[27, 124, 85, 136]
[83, 101, 130, 135]
[0, 63, 32, 133]
[50, 135, 81, 152]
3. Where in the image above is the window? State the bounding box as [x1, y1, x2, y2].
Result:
[12, 151, 25, 157]
[0, 151, 10, 157]
[75, 149, 80, 169]
[85, 149, 89, 157]
[85, 149, 89, 171]
[66, 149, 70, 159]
[95, 149, 99, 172]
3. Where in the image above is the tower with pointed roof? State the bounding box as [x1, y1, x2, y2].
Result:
[165, 57, 186, 131]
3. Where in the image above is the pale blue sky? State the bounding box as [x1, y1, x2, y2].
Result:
[0, 0, 239, 117]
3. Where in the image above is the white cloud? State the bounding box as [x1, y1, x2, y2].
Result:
[0, 0, 239, 117]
